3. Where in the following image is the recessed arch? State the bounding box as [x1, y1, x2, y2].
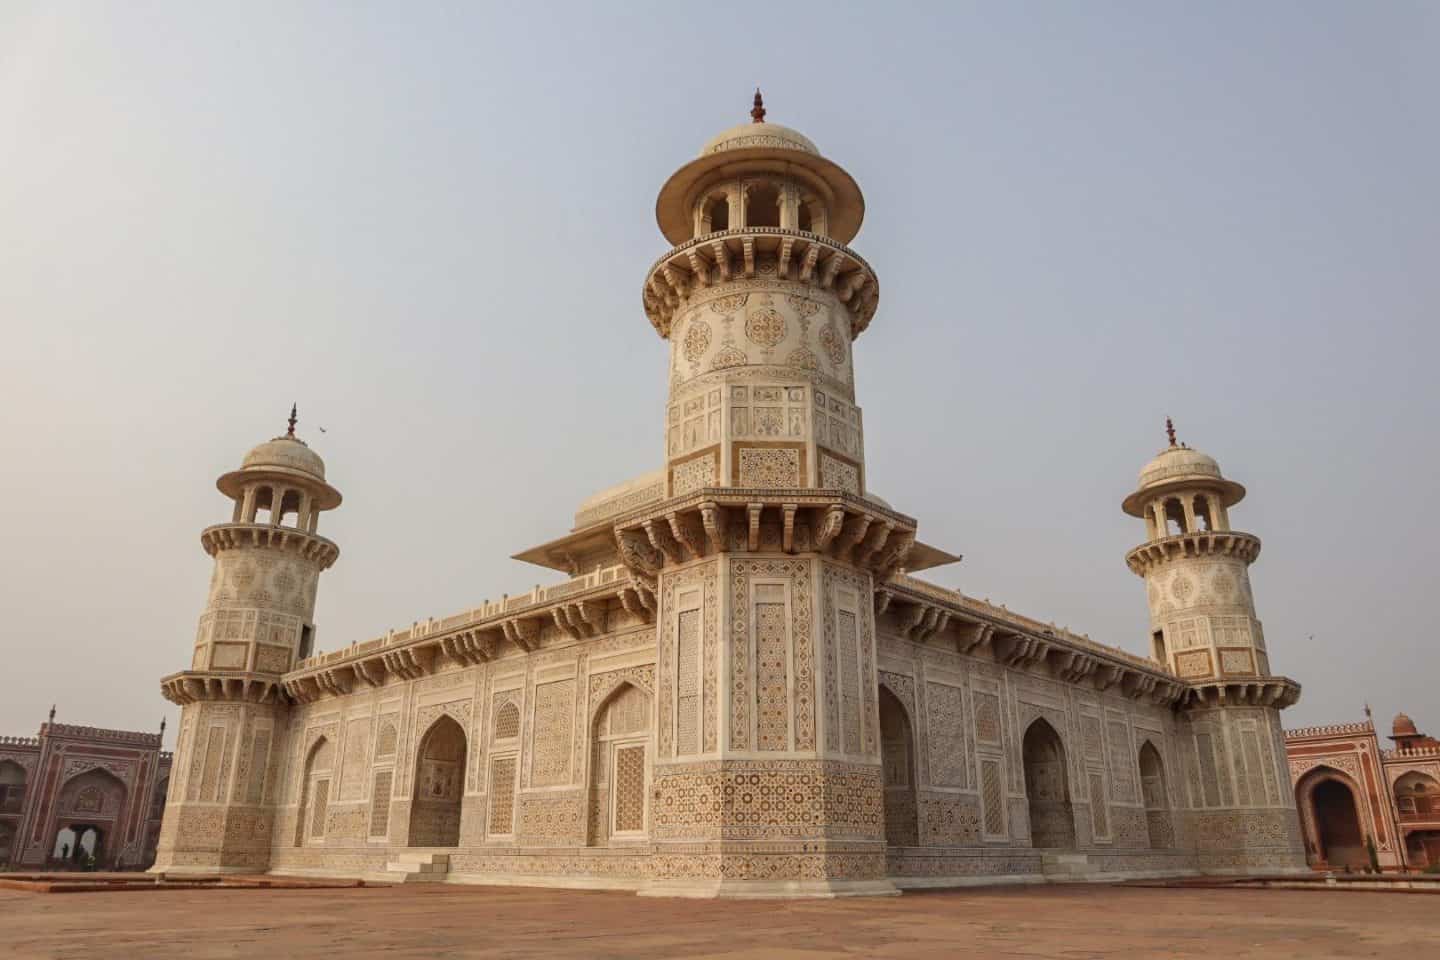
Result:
[744, 180, 781, 228]
[1138, 740, 1173, 849]
[294, 735, 333, 846]
[878, 685, 919, 847]
[1296, 766, 1368, 869]
[588, 681, 651, 846]
[1023, 718, 1075, 849]
[409, 714, 467, 847]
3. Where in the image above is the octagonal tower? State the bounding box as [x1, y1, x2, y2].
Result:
[1123, 420, 1306, 872]
[623, 96, 933, 897]
[646, 91, 877, 498]
[1122, 419, 1263, 681]
[153, 408, 341, 873]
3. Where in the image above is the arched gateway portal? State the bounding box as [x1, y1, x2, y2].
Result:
[1023, 719, 1075, 849]
[1311, 777, 1366, 869]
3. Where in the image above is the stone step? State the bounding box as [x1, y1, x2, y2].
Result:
[386, 861, 447, 875]
[392, 852, 450, 865]
[383, 850, 451, 884]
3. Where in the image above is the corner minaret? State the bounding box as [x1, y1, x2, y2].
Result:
[1123, 421, 1306, 872]
[1122, 419, 1265, 680]
[153, 407, 341, 873]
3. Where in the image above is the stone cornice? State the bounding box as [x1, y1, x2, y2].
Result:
[200, 523, 340, 569]
[1125, 530, 1261, 576]
[611, 494, 922, 585]
[160, 670, 287, 706]
[880, 576, 1188, 707]
[1182, 677, 1301, 710]
[643, 228, 878, 339]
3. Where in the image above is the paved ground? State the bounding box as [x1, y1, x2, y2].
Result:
[1, 882, 1431, 959]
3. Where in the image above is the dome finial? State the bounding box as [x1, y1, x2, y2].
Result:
[751, 88, 766, 124]
[1165, 416, 1177, 448]
[287, 403, 298, 438]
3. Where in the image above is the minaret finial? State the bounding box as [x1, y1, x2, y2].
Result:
[287, 403, 298, 438]
[751, 88, 766, 124]
[160, 717, 167, 736]
[1165, 416, 1177, 448]
[48, 704, 55, 724]
[1364, 702, 1373, 720]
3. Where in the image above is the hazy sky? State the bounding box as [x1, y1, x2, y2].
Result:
[2, 3, 1436, 746]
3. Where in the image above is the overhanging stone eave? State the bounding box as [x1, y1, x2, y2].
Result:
[512, 525, 622, 573]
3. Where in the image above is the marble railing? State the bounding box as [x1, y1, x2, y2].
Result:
[295, 563, 633, 672]
[1287, 721, 1375, 740]
[40, 724, 161, 746]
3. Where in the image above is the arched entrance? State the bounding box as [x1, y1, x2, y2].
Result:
[52, 824, 102, 866]
[1138, 741, 1173, 849]
[1301, 773, 1367, 869]
[294, 736, 334, 846]
[409, 715, 467, 847]
[1023, 718, 1075, 849]
[879, 686, 918, 846]
[55, 768, 126, 868]
[587, 682, 651, 846]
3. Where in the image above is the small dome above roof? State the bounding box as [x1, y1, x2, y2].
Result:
[1136, 444, 1222, 491]
[699, 121, 819, 157]
[241, 436, 326, 482]
[654, 91, 866, 247]
[1122, 418, 1246, 517]
[1394, 712, 1419, 736]
[216, 406, 342, 510]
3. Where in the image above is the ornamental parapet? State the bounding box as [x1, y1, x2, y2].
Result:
[1286, 721, 1376, 740]
[879, 575, 1187, 707]
[159, 670, 287, 706]
[1383, 745, 1440, 760]
[1124, 530, 1261, 576]
[200, 522, 340, 569]
[281, 563, 653, 705]
[610, 489, 920, 584]
[0, 735, 40, 748]
[642, 227, 879, 338]
[39, 723, 162, 746]
[1182, 676, 1301, 710]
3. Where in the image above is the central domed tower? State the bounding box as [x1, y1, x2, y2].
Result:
[621, 96, 933, 897]
[645, 91, 878, 497]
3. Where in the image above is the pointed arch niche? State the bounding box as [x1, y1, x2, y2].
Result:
[409, 714, 467, 847]
[294, 736, 334, 846]
[587, 682, 651, 846]
[878, 686, 919, 847]
[1023, 718, 1075, 849]
[1138, 740, 1173, 849]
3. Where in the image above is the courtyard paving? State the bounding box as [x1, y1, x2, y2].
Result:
[0, 881, 1432, 958]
